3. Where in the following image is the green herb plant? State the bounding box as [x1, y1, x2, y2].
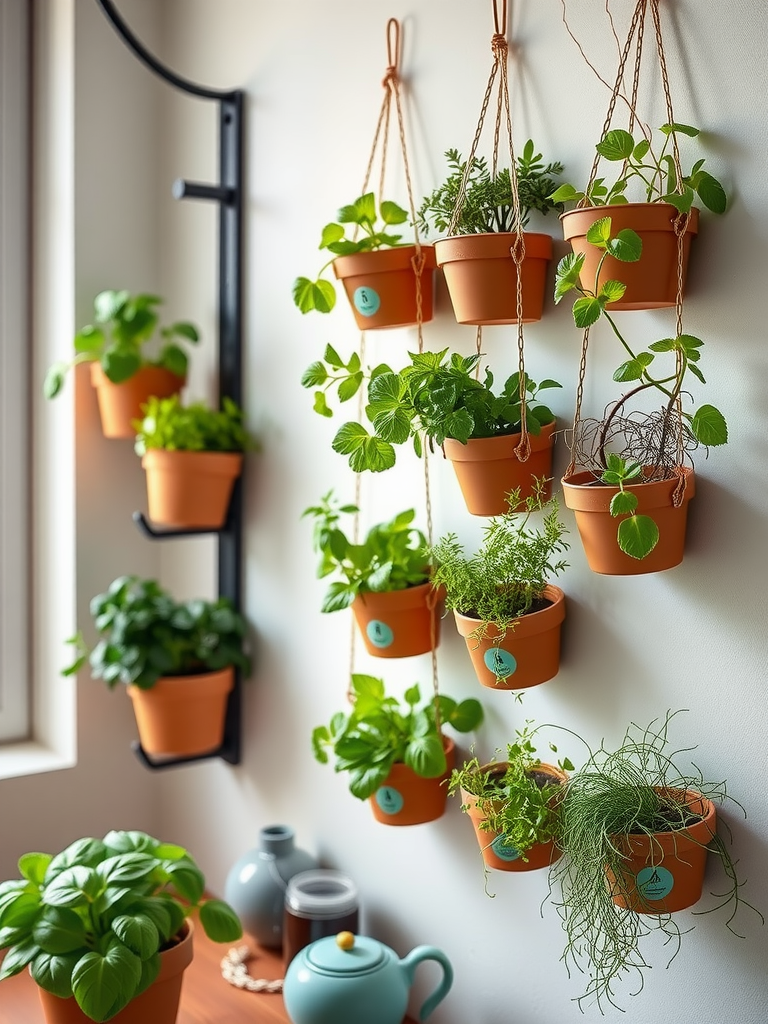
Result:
[312, 673, 484, 800]
[449, 722, 574, 864]
[44, 290, 200, 399]
[417, 141, 564, 236]
[550, 712, 762, 1012]
[0, 830, 242, 1022]
[554, 216, 728, 559]
[429, 483, 569, 648]
[133, 395, 256, 456]
[293, 192, 409, 315]
[64, 575, 250, 690]
[303, 346, 560, 474]
[550, 124, 726, 215]
[302, 491, 430, 613]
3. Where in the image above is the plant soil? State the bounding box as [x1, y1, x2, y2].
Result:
[459, 595, 552, 621]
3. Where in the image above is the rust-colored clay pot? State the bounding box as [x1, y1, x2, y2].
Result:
[90, 363, 185, 439]
[606, 789, 716, 914]
[332, 245, 437, 329]
[434, 232, 552, 324]
[561, 467, 695, 575]
[38, 921, 194, 1024]
[351, 582, 443, 659]
[369, 738, 455, 826]
[141, 449, 243, 529]
[127, 667, 234, 758]
[460, 762, 568, 871]
[443, 420, 556, 516]
[560, 203, 699, 310]
[453, 585, 565, 690]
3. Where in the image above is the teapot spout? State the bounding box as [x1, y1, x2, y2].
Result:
[399, 945, 454, 1021]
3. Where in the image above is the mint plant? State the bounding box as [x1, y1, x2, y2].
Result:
[0, 830, 242, 1022]
[550, 123, 726, 215]
[293, 192, 409, 315]
[312, 674, 483, 800]
[133, 395, 256, 455]
[303, 347, 560, 474]
[303, 492, 430, 613]
[44, 290, 200, 399]
[417, 140, 564, 236]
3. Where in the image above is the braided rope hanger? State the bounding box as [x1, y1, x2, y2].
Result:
[563, 0, 689, 505]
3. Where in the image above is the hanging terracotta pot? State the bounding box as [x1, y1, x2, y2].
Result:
[560, 203, 699, 310]
[351, 581, 443, 659]
[460, 762, 567, 871]
[332, 245, 437, 330]
[561, 467, 695, 575]
[369, 738, 455, 827]
[38, 921, 194, 1024]
[127, 667, 234, 758]
[141, 449, 243, 529]
[90, 363, 184, 439]
[442, 420, 556, 516]
[606, 789, 716, 914]
[433, 232, 552, 325]
[453, 585, 565, 690]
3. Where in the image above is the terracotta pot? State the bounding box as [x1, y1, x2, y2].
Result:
[351, 581, 443, 659]
[90, 363, 185, 439]
[560, 203, 699, 310]
[38, 920, 194, 1024]
[561, 467, 695, 575]
[332, 245, 437, 330]
[434, 232, 552, 325]
[141, 449, 243, 529]
[369, 738, 455, 827]
[453, 585, 565, 690]
[443, 420, 556, 516]
[606, 789, 716, 914]
[127, 667, 234, 758]
[460, 762, 568, 871]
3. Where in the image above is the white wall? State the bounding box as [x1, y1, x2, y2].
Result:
[2, 1, 767, 1022]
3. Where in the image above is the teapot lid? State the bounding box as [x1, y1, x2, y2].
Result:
[306, 933, 386, 976]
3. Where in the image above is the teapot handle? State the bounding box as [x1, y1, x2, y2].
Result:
[399, 945, 454, 1022]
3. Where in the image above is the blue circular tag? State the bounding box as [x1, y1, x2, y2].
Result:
[636, 865, 674, 900]
[353, 286, 381, 317]
[483, 647, 517, 678]
[375, 786, 404, 815]
[366, 620, 394, 649]
[491, 835, 521, 861]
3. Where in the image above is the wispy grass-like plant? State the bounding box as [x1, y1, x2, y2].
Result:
[549, 712, 762, 1012]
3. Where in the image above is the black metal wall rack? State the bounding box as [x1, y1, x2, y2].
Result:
[96, 0, 245, 771]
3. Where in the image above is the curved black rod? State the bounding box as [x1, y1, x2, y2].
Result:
[131, 739, 239, 770]
[95, 0, 236, 101]
[131, 511, 223, 540]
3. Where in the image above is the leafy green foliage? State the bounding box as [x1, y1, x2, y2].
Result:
[312, 674, 483, 800]
[449, 722, 574, 862]
[0, 831, 242, 1021]
[293, 192, 410, 314]
[305, 347, 560, 474]
[551, 712, 759, 1012]
[550, 124, 726, 214]
[600, 454, 659, 560]
[429, 484, 569, 638]
[44, 291, 199, 399]
[302, 492, 430, 613]
[62, 575, 250, 690]
[417, 140, 564, 236]
[133, 395, 257, 455]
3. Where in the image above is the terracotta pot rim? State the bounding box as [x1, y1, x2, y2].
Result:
[560, 202, 700, 228]
[90, 362, 186, 388]
[142, 449, 244, 473]
[127, 665, 235, 699]
[453, 584, 566, 639]
[332, 244, 436, 278]
[434, 231, 553, 263]
[442, 420, 556, 462]
[613, 787, 717, 851]
[460, 760, 568, 810]
[353, 578, 438, 609]
[562, 467, 695, 512]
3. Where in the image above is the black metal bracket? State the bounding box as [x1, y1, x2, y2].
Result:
[96, 0, 245, 771]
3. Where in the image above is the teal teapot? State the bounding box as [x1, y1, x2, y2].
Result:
[283, 931, 453, 1024]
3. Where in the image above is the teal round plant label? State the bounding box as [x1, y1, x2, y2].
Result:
[353, 286, 381, 317]
[491, 836, 521, 861]
[636, 865, 674, 900]
[366, 620, 394, 649]
[375, 786, 404, 815]
[483, 647, 517, 679]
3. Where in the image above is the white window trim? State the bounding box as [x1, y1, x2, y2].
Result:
[0, 0, 77, 778]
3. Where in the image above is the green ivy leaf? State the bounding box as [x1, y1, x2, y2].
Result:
[199, 900, 243, 943]
[72, 942, 142, 1023]
[617, 515, 659, 560]
[337, 373, 363, 403]
[293, 277, 336, 314]
[606, 229, 642, 262]
[380, 200, 408, 224]
[102, 349, 141, 385]
[572, 296, 603, 329]
[111, 914, 159, 961]
[404, 733, 446, 778]
[301, 361, 328, 388]
[600, 279, 626, 303]
[33, 907, 87, 955]
[691, 405, 728, 446]
[553, 252, 584, 302]
[596, 129, 635, 161]
[694, 171, 727, 214]
[609, 490, 638, 515]
[585, 216, 612, 248]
